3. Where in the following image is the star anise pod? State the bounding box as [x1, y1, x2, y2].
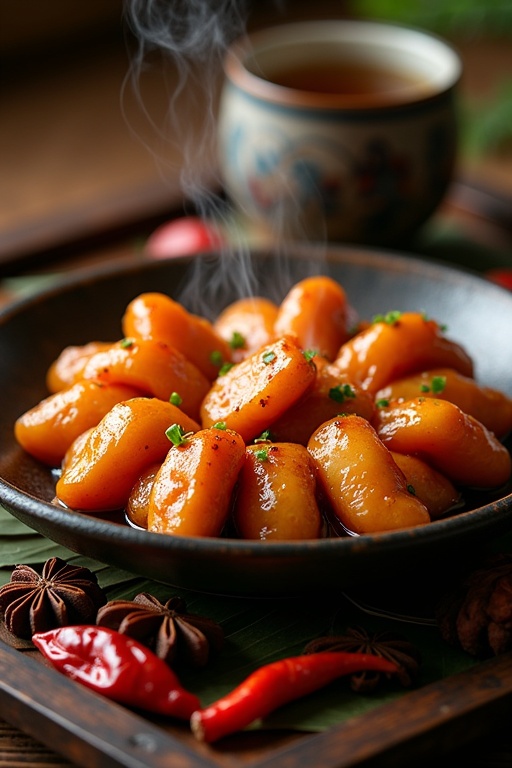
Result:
[0, 557, 107, 640]
[436, 552, 512, 657]
[304, 625, 421, 692]
[96, 593, 224, 668]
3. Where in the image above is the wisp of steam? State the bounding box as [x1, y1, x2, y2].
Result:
[123, 0, 318, 317]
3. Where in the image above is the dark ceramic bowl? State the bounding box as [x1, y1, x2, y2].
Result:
[0, 248, 511, 597]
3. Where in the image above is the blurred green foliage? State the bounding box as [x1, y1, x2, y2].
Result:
[354, 0, 512, 37]
[463, 81, 512, 156]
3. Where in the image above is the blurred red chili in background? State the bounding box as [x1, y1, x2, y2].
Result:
[33, 625, 200, 720]
[145, 216, 225, 259]
[486, 268, 512, 291]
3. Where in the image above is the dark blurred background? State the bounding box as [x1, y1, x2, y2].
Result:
[1, 0, 511, 266]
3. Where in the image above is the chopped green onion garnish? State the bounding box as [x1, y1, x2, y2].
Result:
[212, 421, 227, 430]
[420, 375, 447, 395]
[262, 350, 276, 365]
[376, 398, 390, 409]
[120, 337, 135, 348]
[329, 384, 356, 403]
[254, 447, 269, 461]
[431, 375, 447, 394]
[210, 350, 223, 367]
[254, 429, 271, 443]
[372, 310, 402, 325]
[229, 331, 245, 350]
[165, 423, 191, 446]
[219, 362, 234, 376]
[169, 392, 183, 406]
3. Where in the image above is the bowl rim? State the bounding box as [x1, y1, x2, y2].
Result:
[1, 470, 511, 559]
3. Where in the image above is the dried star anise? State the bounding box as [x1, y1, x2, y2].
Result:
[0, 557, 107, 639]
[96, 593, 224, 668]
[304, 626, 421, 692]
[436, 552, 512, 657]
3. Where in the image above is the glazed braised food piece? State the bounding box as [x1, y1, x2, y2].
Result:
[273, 276, 350, 360]
[268, 358, 375, 445]
[126, 462, 162, 530]
[122, 292, 233, 380]
[56, 398, 200, 511]
[200, 335, 316, 442]
[46, 341, 112, 392]
[332, 311, 474, 393]
[376, 397, 511, 489]
[14, 380, 142, 466]
[389, 452, 461, 520]
[14, 276, 512, 539]
[307, 414, 431, 534]
[375, 367, 512, 439]
[213, 296, 279, 362]
[81, 337, 210, 421]
[233, 442, 322, 540]
[148, 427, 246, 537]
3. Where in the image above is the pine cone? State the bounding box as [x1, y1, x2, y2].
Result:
[436, 553, 512, 657]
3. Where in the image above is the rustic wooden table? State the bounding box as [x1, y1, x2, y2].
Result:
[1, 3, 511, 765]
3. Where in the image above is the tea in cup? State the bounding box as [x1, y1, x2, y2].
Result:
[217, 20, 462, 245]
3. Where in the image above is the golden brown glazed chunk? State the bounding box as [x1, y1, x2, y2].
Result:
[122, 292, 232, 380]
[148, 428, 245, 537]
[201, 335, 316, 442]
[234, 443, 322, 540]
[46, 341, 112, 392]
[376, 368, 512, 438]
[274, 276, 350, 361]
[214, 297, 279, 362]
[390, 452, 461, 520]
[377, 398, 511, 489]
[126, 462, 162, 529]
[308, 415, 430, 534]
[15, 380, 141, 466]
[269, 357, 375, 445]
[332, 312, 473, 393]
[56, 398, 200, 511]
[82, 338, 210, 421]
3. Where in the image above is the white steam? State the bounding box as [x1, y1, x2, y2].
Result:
[123, 0, 315, 316]
[124, 0, 249, 192]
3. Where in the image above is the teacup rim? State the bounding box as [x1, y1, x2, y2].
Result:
[224, 18, 462, 111]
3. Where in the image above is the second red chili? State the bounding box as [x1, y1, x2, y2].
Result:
[190, 651, 398, 742]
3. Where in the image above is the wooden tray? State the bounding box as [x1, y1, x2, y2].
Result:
[1, 640, 511, 768]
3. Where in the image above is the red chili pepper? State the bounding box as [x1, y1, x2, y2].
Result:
[32, 625, 200, 720]
[190, 651, 398, 742]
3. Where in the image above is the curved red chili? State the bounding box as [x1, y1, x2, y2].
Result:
[32, 625, 200, 720]
[190, 651, 398, 742]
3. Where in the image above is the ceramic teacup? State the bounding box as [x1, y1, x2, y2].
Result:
[217, 20, 462, 246]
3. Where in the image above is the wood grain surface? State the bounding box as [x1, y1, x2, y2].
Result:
[0, 640, 511, 768]
[1, 3, 512, 766]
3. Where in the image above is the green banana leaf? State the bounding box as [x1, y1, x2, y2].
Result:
[0, 504, 483, 733]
